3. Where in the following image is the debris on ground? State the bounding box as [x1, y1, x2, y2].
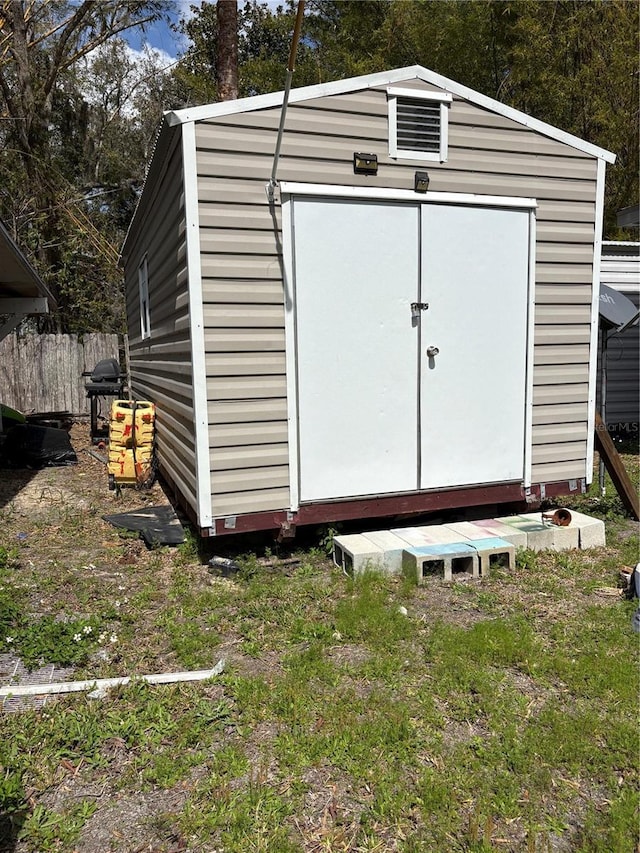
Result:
[0, 423, 77, 468]
[102, 504, 185, 547]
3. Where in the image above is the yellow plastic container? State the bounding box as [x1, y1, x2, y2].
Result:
[108, 400, 156, 488]
[108, 446, 155, 485]
[109, 400, 155, 448]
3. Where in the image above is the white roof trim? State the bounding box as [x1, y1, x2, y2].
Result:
[165, 65, 616, 164]
[386, 86, 452, 103]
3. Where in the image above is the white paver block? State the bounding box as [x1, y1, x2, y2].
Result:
[557, 509, 606, 548]
[496, 515, 579, 551]
[495, 515, 555, 551]
[445, 519, 528, 549]
[333, 534, 385, 575]
[391, 525, 463, 548]
[361, 530, 409, 574]
[517, 512, 581, 550]
[402, 543, 480, 583]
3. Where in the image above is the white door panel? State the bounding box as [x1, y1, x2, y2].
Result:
[419, 204, 530, 488]
[292, 198, 420, 502]
[289, 196, 531, 503]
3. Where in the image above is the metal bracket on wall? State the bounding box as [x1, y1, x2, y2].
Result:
[411, 302, 429, 315]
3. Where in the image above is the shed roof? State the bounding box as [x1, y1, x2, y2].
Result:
[0, 219, 54, 340]
[166, 65, 616, 164]
[0, 219, 54, 303]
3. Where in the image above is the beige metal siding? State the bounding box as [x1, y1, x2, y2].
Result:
[196, 77, 601, 515]
[123, 130, 198, 514]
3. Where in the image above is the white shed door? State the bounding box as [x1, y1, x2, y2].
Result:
[290, 196, 530, 503]
[419, 204, 530, 489]
[292, 198, 420, 502]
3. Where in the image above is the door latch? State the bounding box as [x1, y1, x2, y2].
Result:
[426, 346, 440, 357]
[411, 302, 429, 319]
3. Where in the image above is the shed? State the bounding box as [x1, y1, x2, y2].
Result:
[120, 65, 616, 537]
[598, 241, 640, 432]
[0, 218, 54, 343]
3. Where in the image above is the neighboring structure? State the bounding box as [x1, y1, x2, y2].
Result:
[0, 218, 54, 342]
[121, 65, 616, 537]
[616, 204, 639, 229]
[599, 242, 640, 432]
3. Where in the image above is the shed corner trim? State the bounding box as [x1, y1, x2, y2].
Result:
[181, 121, 213, 529]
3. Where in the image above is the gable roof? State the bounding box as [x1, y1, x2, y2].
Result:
[165, 65, 615, 164]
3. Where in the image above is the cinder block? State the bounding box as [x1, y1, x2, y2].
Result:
[558, 509, 606, 549]
[495, 515, 555, 551]
[445, 520, 528, 549]
[361, 530, 409, 574]
[496, 515, 579, 552]
[523, 510, 606, 548]
[468, 537, 516, 577]
[391, 525, 463, 548]
[332, 534, 385, 575]
[402, 543, 480, 584]
[517, 512, 581, 550]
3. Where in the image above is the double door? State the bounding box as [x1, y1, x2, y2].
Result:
[290, 195, 531, 503]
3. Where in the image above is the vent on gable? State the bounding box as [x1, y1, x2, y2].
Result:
[387, 87, 452, 163]
[397, 98, 441, 153]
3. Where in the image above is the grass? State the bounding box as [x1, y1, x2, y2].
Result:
[0, 429, 638, 851]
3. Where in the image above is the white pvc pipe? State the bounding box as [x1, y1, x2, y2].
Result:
[0, 659, 225, 700]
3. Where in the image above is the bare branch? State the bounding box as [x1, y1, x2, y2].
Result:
[57, 14, 160, 73]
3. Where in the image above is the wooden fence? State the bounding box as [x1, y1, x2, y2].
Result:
[0, 333, 121, 415]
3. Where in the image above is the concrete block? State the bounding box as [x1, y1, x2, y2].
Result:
[517, 512, 581, 550]
[558, 509, 606, 549]
[445, 519, 528, 549]
[495, 515, 556, 551]
[361, 530, 409, 574]
[333, 534, 385, 575]
[468, 537, 516, 577]
[402, 543, 479, 584]
[391, 525, 463, 548]
[496, 515, 579, 552]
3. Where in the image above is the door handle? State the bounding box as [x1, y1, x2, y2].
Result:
[426, 346, 440, 357]
[411, 302, 429, 320]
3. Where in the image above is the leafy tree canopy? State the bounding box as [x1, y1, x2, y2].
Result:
[177, 0, 638, 234]
[0, 0, 177, 332]
[0, 0, 637, 333]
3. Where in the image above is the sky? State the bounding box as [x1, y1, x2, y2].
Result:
[124, 3, 189, 66]
[124, 1, 285, 65]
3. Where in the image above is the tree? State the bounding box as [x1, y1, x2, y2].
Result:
[493, 0, 639, 236]
[176, 0, 637, 236]
[0, 0, 174, 332]
[175, 1, 322, 102]
[216, 0, 238, 100]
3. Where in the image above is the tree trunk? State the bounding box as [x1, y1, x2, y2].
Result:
[216, 0, 238, 101]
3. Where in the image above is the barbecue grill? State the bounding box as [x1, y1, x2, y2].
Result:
[82, 358, 126, 443]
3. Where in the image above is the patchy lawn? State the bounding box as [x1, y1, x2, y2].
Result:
[0, 424, 638, 852]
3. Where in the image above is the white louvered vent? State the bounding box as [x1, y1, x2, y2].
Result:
[397, 98, 441, 154]
[387, 87, 452, 162]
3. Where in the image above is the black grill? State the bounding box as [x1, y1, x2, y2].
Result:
[82, 358, 126, 443]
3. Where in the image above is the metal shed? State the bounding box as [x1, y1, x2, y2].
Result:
[120, 65, 615, 537]
[598, 241, 640, 432]
[0, 218, 54, 342]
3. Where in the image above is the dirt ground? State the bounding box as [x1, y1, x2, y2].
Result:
[1, 422, 638, 853]
[0, 421, 168, 520]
